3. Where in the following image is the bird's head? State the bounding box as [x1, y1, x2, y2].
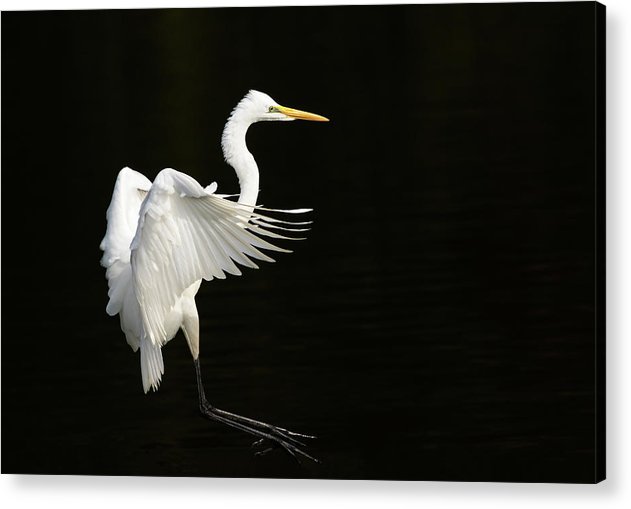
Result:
[238, 90, 329, 123]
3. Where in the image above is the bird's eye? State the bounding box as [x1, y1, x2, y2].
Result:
[268, 106, 275, 113]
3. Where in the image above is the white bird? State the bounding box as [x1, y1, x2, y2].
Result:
[100, 90, 328, 461]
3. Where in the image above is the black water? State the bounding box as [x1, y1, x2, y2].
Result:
[1, 3, 603, 482]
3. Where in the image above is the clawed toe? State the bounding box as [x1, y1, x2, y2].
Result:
[251, 438, 266, 448]
[199, 403, 318, 463]
[252, 439, 276, 456]
[254, 446, 275, 456]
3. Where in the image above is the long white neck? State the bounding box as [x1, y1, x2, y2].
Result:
[221, 105, 260, 207]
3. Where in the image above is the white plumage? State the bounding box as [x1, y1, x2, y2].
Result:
[100, 165, 313, 392]
[99, 91, 327, 462]
[100, 90, 327, 394]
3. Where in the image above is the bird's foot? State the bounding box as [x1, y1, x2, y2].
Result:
[199, 399, 318, 464]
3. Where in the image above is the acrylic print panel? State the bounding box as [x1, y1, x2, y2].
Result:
[0, 2, 605, 483]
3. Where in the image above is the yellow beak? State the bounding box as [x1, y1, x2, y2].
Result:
[276, 105, 329, 122]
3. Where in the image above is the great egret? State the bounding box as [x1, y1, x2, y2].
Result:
[100, 90, 328, 462]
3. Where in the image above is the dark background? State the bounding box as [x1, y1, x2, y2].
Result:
[1, 2, 604, 482]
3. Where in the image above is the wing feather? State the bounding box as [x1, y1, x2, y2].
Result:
[131, 168, 310, 347]
[100, 167, 153, 349]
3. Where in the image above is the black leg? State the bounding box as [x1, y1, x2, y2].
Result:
[194, 358, 318, 463]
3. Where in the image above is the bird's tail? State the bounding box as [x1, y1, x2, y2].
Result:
[140, 337, 164, 393]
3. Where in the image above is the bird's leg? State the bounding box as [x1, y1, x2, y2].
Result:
[193, 358, 318, 463]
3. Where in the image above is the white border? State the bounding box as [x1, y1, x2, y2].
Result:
[1, 1, 629, 508]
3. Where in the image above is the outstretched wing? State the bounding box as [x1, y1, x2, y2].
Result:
[100, 167, 152, 349]
[131, 168, 310, 348]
